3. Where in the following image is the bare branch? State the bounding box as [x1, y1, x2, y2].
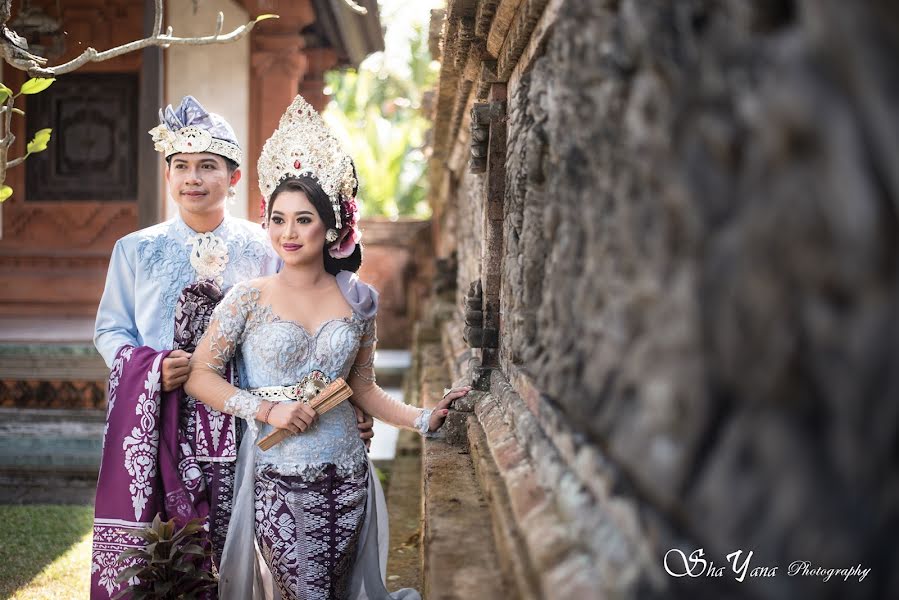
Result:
[0, 0, 279, 193]
[152, 0, 164, 38]
[14, 10, 278, 78]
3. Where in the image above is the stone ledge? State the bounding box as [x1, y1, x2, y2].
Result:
[472, 368, 672, 598]
[419, 312, 507, 599]
[467, 407, 541, 600]
[421, 434, 507, 600]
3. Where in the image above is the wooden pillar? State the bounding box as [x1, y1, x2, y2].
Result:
[244, 0, 316, 218]
[299, 47, 339, 113]
[138, 0, 163, 228]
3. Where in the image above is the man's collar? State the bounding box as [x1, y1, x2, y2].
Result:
[174, 212, 229, 238]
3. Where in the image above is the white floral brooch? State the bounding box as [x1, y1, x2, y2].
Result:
[188, 232, 229, 286]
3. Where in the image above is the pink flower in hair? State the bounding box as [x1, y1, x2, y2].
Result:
[344, 197, 360, 227]
[328, 224, 361, 259]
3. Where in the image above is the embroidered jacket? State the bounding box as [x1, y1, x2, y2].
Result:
[94, 213, 280, 367]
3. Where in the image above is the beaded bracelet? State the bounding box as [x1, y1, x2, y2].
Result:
[260, 400, 275, 424]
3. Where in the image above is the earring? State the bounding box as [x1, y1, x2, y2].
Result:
[227, 187, 236, 199]
[325, 228, 338, 243]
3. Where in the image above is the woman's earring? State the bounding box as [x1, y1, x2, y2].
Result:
[227, 187, 237, 200]
[325, 228, 338, 243]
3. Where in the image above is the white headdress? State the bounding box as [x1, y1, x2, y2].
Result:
[257, 95, 358, 230]
[149, 95, 242, 165]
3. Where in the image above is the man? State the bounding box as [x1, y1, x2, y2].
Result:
[90, 96, 372, 599]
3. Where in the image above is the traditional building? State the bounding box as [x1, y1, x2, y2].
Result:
[415, 1, 898, 599]
[0, 0, 417, 408]
[0, 0, 381, 318]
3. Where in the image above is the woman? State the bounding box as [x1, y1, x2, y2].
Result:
[185, 95, 468, 599]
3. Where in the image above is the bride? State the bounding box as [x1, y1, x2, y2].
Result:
[185, 94, 468, 599]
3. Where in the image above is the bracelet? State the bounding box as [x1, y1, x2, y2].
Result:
[414, 408, 439, 438]
[260, 401, 275, 424]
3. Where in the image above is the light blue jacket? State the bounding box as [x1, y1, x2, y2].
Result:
[93, 213, 279, 368]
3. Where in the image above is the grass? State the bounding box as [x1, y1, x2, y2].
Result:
[0, 505, 93, 599]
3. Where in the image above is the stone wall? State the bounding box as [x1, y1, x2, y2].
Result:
[426, 1, 899, 598]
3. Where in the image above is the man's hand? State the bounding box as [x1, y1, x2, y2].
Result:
[353, 404, 374, 449]
[161, 349, 191, 392]
[268, 401, 318, 434]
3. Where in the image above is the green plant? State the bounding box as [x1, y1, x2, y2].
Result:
[0, 76, 54, 202]
[324, 19, 437, 219]
[113, 514, 216, 600]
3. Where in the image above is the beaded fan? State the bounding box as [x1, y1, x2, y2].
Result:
[257, 94, 357, 229]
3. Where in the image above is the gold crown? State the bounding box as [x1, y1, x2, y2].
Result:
[257, 95, 356, 228]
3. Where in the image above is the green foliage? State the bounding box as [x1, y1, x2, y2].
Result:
[0, 77, 56, 202]
[113, 514, 216, 600]
[19, 78, 55, 95]
[26, 128, 52, 154]
[324, 22, 437, 219]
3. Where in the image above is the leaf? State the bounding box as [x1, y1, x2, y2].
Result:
[153, 580, 173, 595]
[179, 544, 206, 556]
[115, 565, 146, 583]
[26, 128, 51, 154]
[19, 78, 55, 95]
[0, 186, 12, 202]
[116, 548, 147, 561]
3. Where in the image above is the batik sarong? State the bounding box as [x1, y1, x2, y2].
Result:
[173, 280, 241, 566]
[254, 464, 369, 600]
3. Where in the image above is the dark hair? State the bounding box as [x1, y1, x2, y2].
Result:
[267, 176, 362, 275]
[165, 154, 239, 174]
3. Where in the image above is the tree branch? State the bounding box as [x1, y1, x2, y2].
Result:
[2, 1, 277, 78]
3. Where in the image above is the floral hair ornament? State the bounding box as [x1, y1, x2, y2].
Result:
[149, 95, 242, 165]
[328, 195, 363, 259]
[257, 94, 358, 239]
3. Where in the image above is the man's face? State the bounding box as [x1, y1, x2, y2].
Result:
[165, 152, 240, 217]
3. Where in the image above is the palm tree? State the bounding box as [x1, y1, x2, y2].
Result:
[324, 21, 436, 218]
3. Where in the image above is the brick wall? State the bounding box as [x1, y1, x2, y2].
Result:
[357, 218, 433, 348]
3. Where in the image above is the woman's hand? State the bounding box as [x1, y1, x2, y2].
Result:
[428, 386, 472, 432]
[267, 401, 318, 434]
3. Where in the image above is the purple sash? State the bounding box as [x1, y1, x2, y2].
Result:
[174, 280, 237, 462]
[91, 280, 236, 599]
[90, 345, 208, 598]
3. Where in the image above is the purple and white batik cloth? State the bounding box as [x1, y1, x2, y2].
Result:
[90, 345, 209, 599]
[91, 280, 241, 598]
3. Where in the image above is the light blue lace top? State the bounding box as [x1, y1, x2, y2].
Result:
[206, 272, 379, 479]
[93, 214, 280, 367]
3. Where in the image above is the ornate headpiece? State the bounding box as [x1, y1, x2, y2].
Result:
[257, 95, 358, 230]
[149, 95, 242, 165]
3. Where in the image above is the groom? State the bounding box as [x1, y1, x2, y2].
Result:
[90, 96, 373, 599]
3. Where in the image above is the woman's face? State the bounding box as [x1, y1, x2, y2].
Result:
[268, 190, 327, 267]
